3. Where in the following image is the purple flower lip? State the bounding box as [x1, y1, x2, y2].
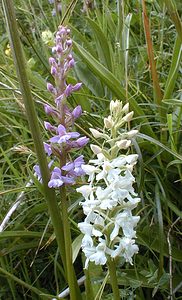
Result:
[56, 36, 61, 43]
[48, 167, 75, 188]
[49, 124, 80, 144]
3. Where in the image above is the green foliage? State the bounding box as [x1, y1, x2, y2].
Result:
[0, 0, 181, 299]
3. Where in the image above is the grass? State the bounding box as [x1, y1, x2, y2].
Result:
[0, 0, 182, 299]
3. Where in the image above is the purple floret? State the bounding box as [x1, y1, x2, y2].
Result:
[44, 142, 52, 156]
[49, 124, 80, 144]
[62, 155, 85, 177]
[66, 137, 89, 150]
[33, 165, 42, 182]
[48, 167, 75, 188]
[72, 105, 82, 120]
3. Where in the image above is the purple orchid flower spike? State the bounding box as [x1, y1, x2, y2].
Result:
[49, 124, 80, 144]
[34, 26, 89, 190]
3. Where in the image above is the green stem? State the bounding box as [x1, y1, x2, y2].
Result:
[84, 268, 94, 300]
[107, 258, 120, 300]
[60, 185, 82, 300]
[2, 0, 66, 272]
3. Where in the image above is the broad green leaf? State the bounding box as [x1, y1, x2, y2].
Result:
[72, 233, 82, 263]
[74, 59, 105, 98]
[86, 17, 113, 71]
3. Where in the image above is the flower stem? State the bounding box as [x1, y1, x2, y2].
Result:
[107, 258, 120, 300]
[60, 185, 82, 300]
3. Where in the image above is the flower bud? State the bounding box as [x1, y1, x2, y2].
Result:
[122, 111, 134, 123]
[66, 39, 72, 46]
[49, 57, 56, 65]
[47, 82, 55, 93]
[89, 128, 103, 138]
[90, 144, 102, 154]
[68, 58, 75, 68]
[72, 82, 82, 92]
[72, 105, 82, 119]
[56, 45, 62, 53]
[122, 103, 129, 114]
[76, 137, 89, 148]
[127, 130, 138, 138]
[44, 121, 56, 132]
[58, 26, 67, 35]
[51, 66, 57, 76]
[110, 100, 121, 115]
[116, 139, 131, 149]
[109, 100, 115, 112]
[104, 116, 113, 128]
[44, 104, 57, 116]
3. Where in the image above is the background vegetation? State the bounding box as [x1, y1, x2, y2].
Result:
[0, 0, 181, 299]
